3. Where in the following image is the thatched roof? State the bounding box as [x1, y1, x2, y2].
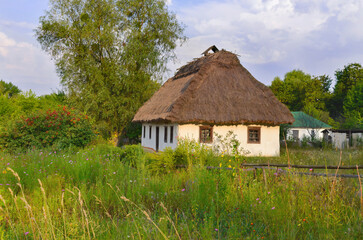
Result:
[133, 49, 294, 125]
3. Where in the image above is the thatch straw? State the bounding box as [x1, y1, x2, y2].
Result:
[133, 49, 294, 125]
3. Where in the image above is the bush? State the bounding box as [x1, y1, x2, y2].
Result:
[120, 144, 145, 168]
[0, 105, 94, 152]
[147, 147, 176, 175]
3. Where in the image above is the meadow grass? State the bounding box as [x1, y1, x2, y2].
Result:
[0, 145, 362, 239]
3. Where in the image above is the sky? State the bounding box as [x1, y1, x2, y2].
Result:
[0, 0, 363, 95]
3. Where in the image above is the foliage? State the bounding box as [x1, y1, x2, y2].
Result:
[120, 144, 145, 168]
[0, 87, 66, 131]
[342, 81, 363, 129]
[121, 122, 142, 145]
[0, 80, 21, 98]
[147, 138, 218, 175]
[213, 131, 250, 156]
[270, 70, 334, 127]
[330, 63, 363, 121]
[0, 146, 361, 239]
[0, 106, 94, 152]
[270, 70, 332, 112]
[35, 0, 185, 140]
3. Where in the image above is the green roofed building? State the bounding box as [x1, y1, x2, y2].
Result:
[287, 111, 332, 141]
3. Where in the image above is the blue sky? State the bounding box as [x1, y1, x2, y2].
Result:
[1, 0, 363, 95]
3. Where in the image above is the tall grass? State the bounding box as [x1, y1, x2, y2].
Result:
[0, 144, 361, 239]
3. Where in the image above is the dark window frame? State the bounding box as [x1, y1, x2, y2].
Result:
[149, 126, 152, 139]
[143, 126, 146, 138]
[170, 126, 174, 143]
[247, 127, 261, 144]
[199, 126, 213, 143]
[164, 126, 168, 143]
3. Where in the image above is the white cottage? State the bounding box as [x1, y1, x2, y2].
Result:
[133, 47, 294, 156]
[286, 112, 332, 142]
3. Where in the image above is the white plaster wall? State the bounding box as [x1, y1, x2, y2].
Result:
[332, 132, 363, 149]
[141, 124, 178, 151]
[352, 133, 363, 142]
[332, 132, 348, 149]
[286, 128, 325, 141]
[178, 124, 280, 156]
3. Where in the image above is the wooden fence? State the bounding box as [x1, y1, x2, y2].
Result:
[176, 164, 362, 179]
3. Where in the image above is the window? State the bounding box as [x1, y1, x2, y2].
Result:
[200, 126, 213, 143]
[164, 126, 168, 143]
[170, 126, 174, 143]
[292, 130, 299, 141]
[143, 126, 146, 138]
[248, 127, 260, 144]
[149, 126, 152, 139]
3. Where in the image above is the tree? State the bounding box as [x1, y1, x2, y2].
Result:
[35, 0, 185, 142]
[0, 80, 21, 98]
[329, 63, 363, 119]
[270, 70, 312, 111]
[270, 70, 333, 124]
[342, 82, 363, 129]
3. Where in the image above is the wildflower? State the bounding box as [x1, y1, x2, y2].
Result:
[228, 165, 232, 168]
[256, 198, 259, 201]
[219, 163, 222, 167]
[268, 192, 271, 194]
[25, 232, 29, 235]
[215, 228, 218, 231]
[271, 207, 275, 210]
[251, 223, 254, 226]
[181, 188, 185, 192]
[309, 168, 313, 172]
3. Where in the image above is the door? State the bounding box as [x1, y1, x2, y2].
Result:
[155, 127, 159, 152]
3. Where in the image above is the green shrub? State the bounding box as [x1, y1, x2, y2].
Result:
[120, 144, 145, 168]
[147, 147, 176, 175]
[0, 105, 94, 152]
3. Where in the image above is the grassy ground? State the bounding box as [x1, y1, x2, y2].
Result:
[0, 145, 362, 239]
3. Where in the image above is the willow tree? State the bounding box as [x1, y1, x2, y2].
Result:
[36, 0, 185, 141]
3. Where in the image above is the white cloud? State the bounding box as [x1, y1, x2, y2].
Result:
[0, 32, 16, 56]
[0, 31, 60, 95]
[0, 20, 35, 30]
[168, 0, 363, 83]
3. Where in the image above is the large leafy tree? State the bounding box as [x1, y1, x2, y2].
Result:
[270, 70, 333, 124]
[35, 0, 185, 141]
[329, 63, 363, 121]
[341, 81, 363, 129]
